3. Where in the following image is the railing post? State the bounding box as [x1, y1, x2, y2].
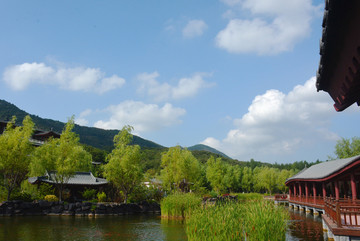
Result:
[336, 200, 342, 227]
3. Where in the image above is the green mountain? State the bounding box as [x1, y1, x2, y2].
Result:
[0, 99, 163, 151]
[188, 144, 231, 159]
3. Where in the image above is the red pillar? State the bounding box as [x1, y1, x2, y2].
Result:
[335, 181, 340, 200]
[313, 182, 317, 200]
[322, 182, 326, 198]
[293, 184, 297, 196]
[305, 182, 309, 199]
[351, 172, 357, 201]
[289, 185, 292, 197]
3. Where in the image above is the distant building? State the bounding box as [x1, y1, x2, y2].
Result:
[0, 120, 60, 146]
[28, 171, 108, 201]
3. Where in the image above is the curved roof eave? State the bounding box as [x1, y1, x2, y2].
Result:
[285, 155, 360, 185]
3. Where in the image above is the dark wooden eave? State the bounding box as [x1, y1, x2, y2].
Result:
[316, 0, 360, 111]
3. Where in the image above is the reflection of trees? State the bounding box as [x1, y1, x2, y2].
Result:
[288, 212, 323, 241]
[161, 218, 187, 241]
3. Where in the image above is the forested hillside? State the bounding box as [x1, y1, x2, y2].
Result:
[0, 99, 163, 151]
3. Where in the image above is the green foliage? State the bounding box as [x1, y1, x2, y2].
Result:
[103, 125, 143, 203]
[160, 192, 202, 219]
[333, 137, 360, 159]
[97, 192, 106, 202]
[236, 193, 263, 201]
[29, 116, 92, 201]
[206, 156, 228, 193]
[0, 115, 34, 200]
[186, 200, 288, 241]
[160, 146, 202, 191]
[10, 191, 33, 202]
[82, 188, 97, 200]
[44, 194, 59, 202]
[0, 99, 163, 151]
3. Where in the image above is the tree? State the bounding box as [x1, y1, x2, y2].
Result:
[241, 166, 253, 193]
[30, 116, 91, 201]
[206, 156, 227, 193]
[224, 165, 242, 193]
[103, 125, 143, 203]
[254, 167, 278, 195]
[160, 146, 201, 192]
[0, 116, 34, 200]
[333, 137, 360, 159]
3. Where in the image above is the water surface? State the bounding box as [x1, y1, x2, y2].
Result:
[0, 210, 323, 240]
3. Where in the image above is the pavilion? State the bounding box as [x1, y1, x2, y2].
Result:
[29, 171, 108, 201]
[286, 155, 360, 238]
[316, 0, 360, 111]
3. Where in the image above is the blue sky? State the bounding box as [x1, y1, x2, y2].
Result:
[1, 0, 359, 163]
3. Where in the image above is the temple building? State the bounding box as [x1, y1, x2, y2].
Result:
[286, 155, 360, 239]
[29, 171, 108, 201]
[316, 0, 360, 111]
[0, 120, 61, 146]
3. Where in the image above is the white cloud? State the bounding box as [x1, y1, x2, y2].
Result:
[216, 0, 318, 55]
[202, 77, 338, 161]
[182, 19, 208, 38]
[3, 62, 125, 94]
[93, 101, 186, 133]
[137, 72, 214, 102]
[75, 109, 92, 126]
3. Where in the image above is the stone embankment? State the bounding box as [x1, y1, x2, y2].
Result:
[0, 200, 160, 216]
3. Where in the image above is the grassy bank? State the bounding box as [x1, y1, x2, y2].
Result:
[186, 200, 289, 241]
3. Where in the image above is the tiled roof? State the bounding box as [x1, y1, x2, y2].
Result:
[28, 171, 108, 186]
[286, 155, 360, 183]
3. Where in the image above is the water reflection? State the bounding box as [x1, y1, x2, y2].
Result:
[286, 209, 324, 241]
[0, 211, 323, 240]
[0, 215, 186, 241]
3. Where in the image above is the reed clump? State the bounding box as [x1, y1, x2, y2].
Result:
[186, 200, 289, 241]
[160, 192, 202, 219]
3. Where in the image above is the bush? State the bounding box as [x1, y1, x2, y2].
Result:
[82, 188, 97, 200]
[97, 192, 106, 202]
[44, 195, 59, 202]
[11, 191, 33, 202]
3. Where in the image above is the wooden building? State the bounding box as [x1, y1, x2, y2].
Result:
[316, 0, 360, 111]
[0, 120, 60, 146]
[286, 155, 360, 239]
[28, 171, 108, 201]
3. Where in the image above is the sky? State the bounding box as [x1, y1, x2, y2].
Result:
[1, 0, 359, 163]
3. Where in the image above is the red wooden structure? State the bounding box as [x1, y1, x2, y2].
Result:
[286, 155, 360, 236]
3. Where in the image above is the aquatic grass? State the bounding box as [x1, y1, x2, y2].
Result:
[160, 192, 202, 219]
[236, 193, 263, 201]
[186, 200, 289, 241]
[243, 200, 289, 241]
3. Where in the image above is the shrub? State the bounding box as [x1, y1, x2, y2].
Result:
[82, 188, 97, 200]
[161, 192, 201, 219]
[44, 195, 59, 202]
[97, 192, 106, 202]
[11, 191, 33, 202]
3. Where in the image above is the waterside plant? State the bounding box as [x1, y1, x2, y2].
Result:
[186, 200, 289, 241]
[160, 192, 201, 219]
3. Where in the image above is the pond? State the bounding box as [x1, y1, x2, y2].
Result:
[0, 209, 323, 240]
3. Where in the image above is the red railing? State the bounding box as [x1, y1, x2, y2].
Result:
[274, 194, 288, 200]
[324, 197, 360, 228]
[289, 195, 325, 208]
